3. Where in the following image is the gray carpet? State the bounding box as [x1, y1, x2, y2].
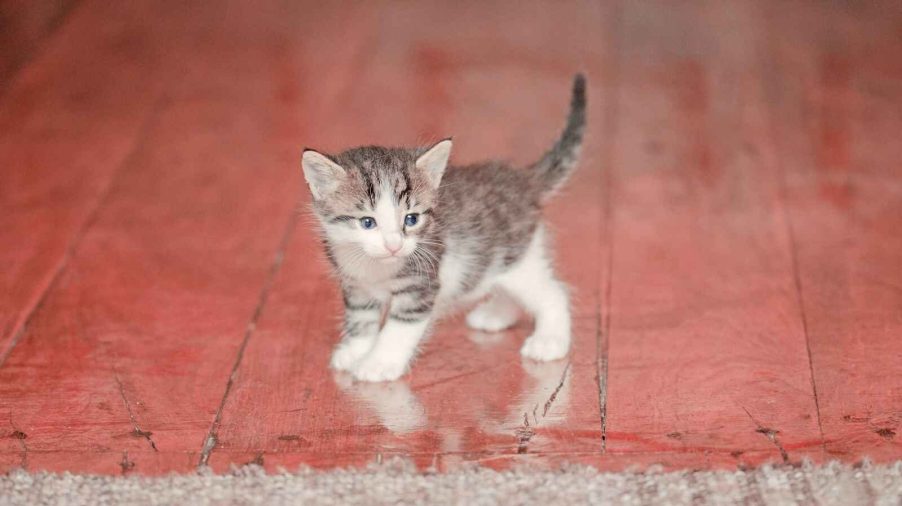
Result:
[1, 460, 900, 505]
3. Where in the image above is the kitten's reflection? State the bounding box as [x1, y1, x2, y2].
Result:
[334, 330, 571, 445]
[334, 372, 427, 434]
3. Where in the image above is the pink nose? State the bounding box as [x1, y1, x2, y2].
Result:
[385, 242, 402, 254]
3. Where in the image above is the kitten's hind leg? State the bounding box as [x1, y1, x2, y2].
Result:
[466, 291, 520, 332]
[498, 226, 571, 361]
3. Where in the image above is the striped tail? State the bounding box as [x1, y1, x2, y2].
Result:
[531, 73, 587, 199]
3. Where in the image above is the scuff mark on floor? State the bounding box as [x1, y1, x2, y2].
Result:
[516, 413, 535, 454]
[875, 427, 895, 440]
[6, 414, 27, 469]
[119, 451, 135, 474]
[246, 452, 264, 466]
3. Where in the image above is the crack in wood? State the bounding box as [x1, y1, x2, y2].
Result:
[595, 0, 622, 456]
[542, 362, 571, 417]
[511, 362, 567, 456]
[597, 325, 609, 452]
[200, 432, 218, 465]
[763, 46, 828, 455]
[114, 374, 158, 452]
[743, 407, 789, 464]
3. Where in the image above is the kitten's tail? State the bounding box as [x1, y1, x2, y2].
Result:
[530, 73, 586, 200]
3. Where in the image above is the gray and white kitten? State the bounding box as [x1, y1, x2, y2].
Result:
[302, 74, 586, 382]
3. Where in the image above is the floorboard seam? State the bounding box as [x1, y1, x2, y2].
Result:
[596, 0, 623, 455]
[197, 207, 300, 468]
[195, 11, 380, 468]
[0, 95, 169, 369]
[784, 212, 827, 451]
[758, 25, 828, 454]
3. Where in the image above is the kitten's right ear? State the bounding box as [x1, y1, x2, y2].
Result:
[302, 149, 346, 200]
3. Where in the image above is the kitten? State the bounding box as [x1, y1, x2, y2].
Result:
[302, 74, 586, 382]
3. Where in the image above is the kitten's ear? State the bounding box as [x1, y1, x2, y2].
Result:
[415, 138, 452, 188]
[302, 149, 346, 200]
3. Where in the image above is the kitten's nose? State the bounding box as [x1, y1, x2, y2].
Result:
[384, 234, 403, 254]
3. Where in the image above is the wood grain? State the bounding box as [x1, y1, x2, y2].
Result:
[0, 0, 204, 360]
[0, 0, 899, 474]
[0, 0, 348, 474]
[762, 1, 902, 462]
[207, 0, 611, 471]
[0, 0, 79, 89]
[602, 0, 823, 465]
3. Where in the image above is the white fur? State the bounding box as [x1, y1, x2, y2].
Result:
[352, 317, 431, 382]
[312, 156, 570, 381]
[330, 334, 377, 371]
[434, 238, 503, 312]
[334, 375, 427, 433]
[493, 226, 571, 360]
[337, 189, 421, 265]
[465, 292, 519, 332]
[453, 225, 571, 360]
[301, 151, 345, 199]
[339, 225, 570, 382]
[416, 139, 452, 188]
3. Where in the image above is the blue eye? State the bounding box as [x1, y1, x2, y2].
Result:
[404, 213, 419, 227]
[359, 217, 377, 229]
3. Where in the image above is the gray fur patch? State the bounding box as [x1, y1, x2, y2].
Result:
[304, 74, 587, 335]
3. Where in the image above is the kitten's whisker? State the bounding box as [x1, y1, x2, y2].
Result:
[414, 248, 438, 277]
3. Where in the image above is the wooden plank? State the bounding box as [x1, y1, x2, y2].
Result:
[0, 0, 79, 89]
[208, 0, 611, 470]
[602, 0, 823, 466]
[0, 0, 368, 475]
[762, 1, 902, 462]
[0, 0, 205, 360]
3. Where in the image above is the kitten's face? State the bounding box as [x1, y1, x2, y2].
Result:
[319, 174, 433, 263]
[302, 141, 451, 264]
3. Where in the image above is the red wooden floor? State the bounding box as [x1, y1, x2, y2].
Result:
[1, 0, 900, 475]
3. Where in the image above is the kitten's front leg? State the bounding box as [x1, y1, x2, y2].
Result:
[351, 281, 436, 382]
[331, 287, 384, 371]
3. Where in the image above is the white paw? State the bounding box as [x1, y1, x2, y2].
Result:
[352, 355, 409, 382]
[520, 334, 570, 361]
[330, 339, 373, 371]
[466, 304, 518, 332]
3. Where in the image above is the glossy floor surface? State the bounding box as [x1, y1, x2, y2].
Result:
[1, 0, 900, 475]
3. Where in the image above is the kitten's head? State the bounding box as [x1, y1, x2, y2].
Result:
[301, 140, 451, 263]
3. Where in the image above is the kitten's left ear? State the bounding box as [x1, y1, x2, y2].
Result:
[415, 138, 452, 188]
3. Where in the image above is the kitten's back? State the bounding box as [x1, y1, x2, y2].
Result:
[435, 73, 587, 264]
